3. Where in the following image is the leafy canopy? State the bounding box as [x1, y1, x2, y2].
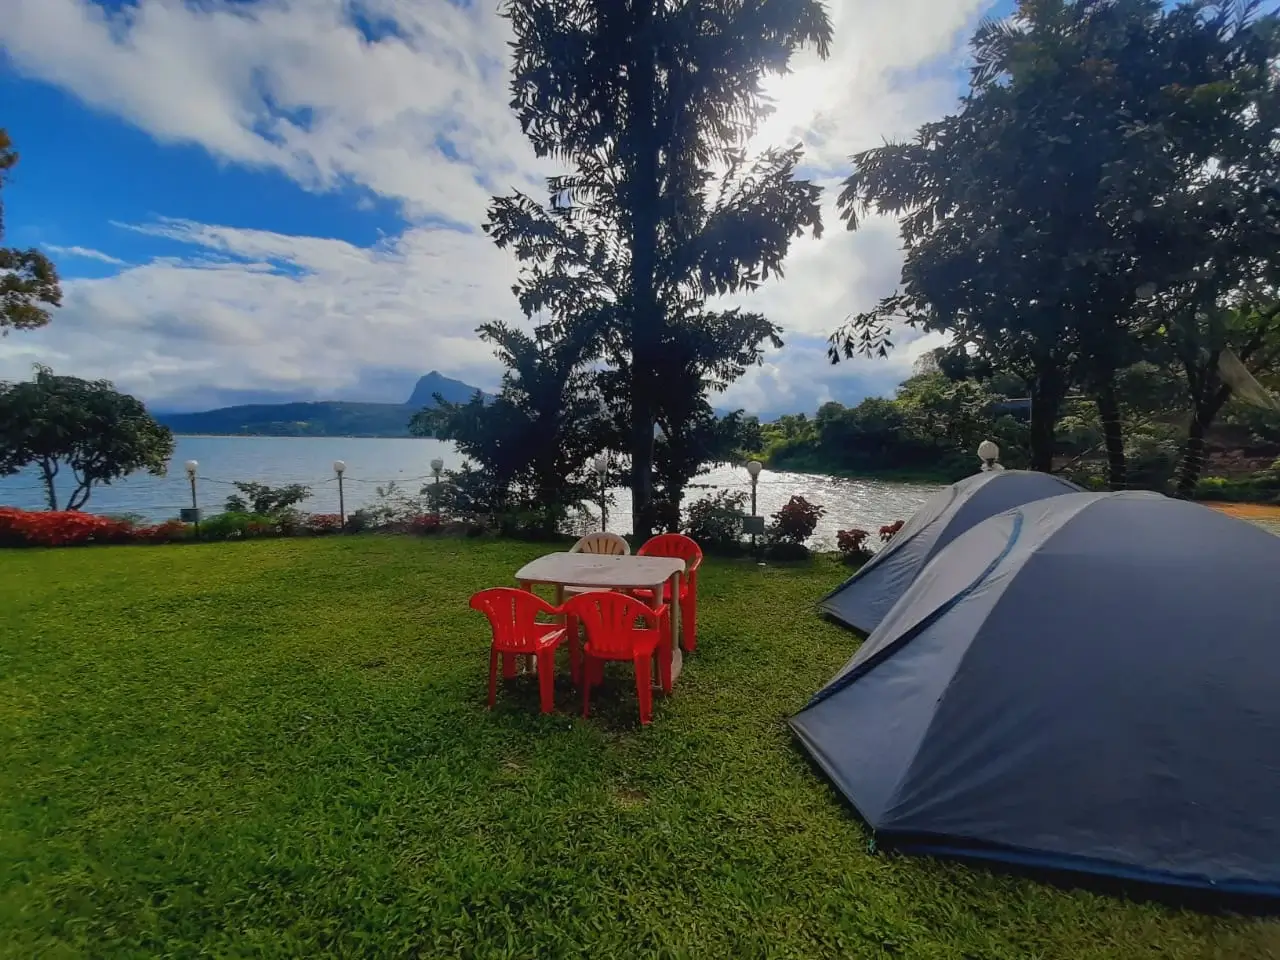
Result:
[491, 0, 831, 535]
[0, 129, 61, 333]
[0, 366, 175, 510]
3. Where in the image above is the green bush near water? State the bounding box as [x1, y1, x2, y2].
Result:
[1, 538, 1276, 958]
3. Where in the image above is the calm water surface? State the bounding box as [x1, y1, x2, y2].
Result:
[0, 435, 940, 545]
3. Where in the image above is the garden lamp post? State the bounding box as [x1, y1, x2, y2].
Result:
[978, 440, 1003, 473]
[333, 460, 346, 529]
[747, 459, 763, 546]
[430, 458, 444, 511]
[184, 460, 200, 539]
[593, 454, 609, 531]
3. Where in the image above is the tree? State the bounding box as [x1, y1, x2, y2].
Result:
[830, 0, 1280, 484]
[1159, 303, 1280, 494]
[489, 0, 831, 539]
[224, 482, 312, 515]
[0, 366, 174, 510]
[1, 130, 61, 333]
[410, 322, 607, 534]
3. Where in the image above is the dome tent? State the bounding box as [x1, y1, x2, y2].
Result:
[819, 470, 1082, 635]
[793, 492, 1280, 895]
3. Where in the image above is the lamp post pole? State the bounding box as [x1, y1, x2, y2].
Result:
[184, 460, 200, 539]
[430, 458, 444, 513]
[333, 460, 346, 528]
[747, 460, 763, 555]
[594, 454, 609, 531]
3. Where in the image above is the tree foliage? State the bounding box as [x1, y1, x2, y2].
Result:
[0, 366, 174, 510]
[829, 0, 1280, 484]
[491, 0, 831, 537]
[224, 482, 312, 516]
[410, 322, 609, 535]
[0, 129, 61, 333]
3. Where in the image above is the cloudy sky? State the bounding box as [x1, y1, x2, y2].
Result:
[1, 0, 1007, 415]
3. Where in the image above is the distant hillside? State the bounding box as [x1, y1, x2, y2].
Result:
[158, 401, 420, 437]
[158, 372, 486, 437]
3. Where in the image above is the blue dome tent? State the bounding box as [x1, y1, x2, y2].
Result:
[793, 492, 1280, 895]
[819, 470, 1081, 635]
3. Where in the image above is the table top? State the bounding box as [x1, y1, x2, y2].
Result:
[515, 552, 685, 589]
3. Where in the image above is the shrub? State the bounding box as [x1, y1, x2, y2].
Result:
[304, 513, 344, 535]
[224, 482, 311, 515]
[684, 490, 749, 552]
[345, 508, 376, 534]
[409, 513, 443, 535]
[133, 519, 190, 543]
[0, 508, 133, 547]
[879, 519, 905, 543]
[498, 510, 563, 541]
[769, 495, 824, 545]
[198, 511, 280, 541]
[363, 481, 432, 530]
[836, 528, 872, 563]
[765, 540, 810, 562]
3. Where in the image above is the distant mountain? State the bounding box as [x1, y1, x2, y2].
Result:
[406, 371, 485, 408]
[157, 372, 485, 437]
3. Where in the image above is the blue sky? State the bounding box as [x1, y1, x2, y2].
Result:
[1, 0, 1006, 415]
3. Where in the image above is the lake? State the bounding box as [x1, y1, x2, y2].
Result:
[0, 436, 940, 545]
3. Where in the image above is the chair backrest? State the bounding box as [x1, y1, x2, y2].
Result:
[469, 588, 562, 654]
[561, 590, 663, 660]
[570, 532, 631, 556]
[637, 533, 703, 572]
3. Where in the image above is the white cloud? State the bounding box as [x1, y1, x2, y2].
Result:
[44, 244, 128, 266]
[1, 221, 519, 407]
[0, 0, 995, 413]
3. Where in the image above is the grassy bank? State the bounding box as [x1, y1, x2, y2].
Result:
[2, 537, 1276, 958]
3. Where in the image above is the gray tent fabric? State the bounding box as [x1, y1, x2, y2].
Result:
[819, 470, 1082, 635]
[793, 491, 1280, 894]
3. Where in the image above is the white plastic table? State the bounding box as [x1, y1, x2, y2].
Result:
[515, 552, 687, 683]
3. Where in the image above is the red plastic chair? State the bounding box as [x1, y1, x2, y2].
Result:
[469, 588, 568, 714]
[560, 591, 672, 725]
[634, 533, 703, 652]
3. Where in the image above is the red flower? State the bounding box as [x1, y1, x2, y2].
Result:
[409, 513, 442, 535]
[304, 513, 344, 534]
[879, 520, 905, 543]
[0, 508, 133, 547]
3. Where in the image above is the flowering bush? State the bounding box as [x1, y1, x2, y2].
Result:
[879, 519, 905, 543]
[409, 513, 443, 535]
[304, 513, 344, 535]
[684, 490, 749, 552]
[836, 528, 872, 562]
[132, 519, 191, 543]
[0, 508, 133, 547]
[770, 495, 825, 545]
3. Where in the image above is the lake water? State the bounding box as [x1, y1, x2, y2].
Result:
[0, 436, 940, 546]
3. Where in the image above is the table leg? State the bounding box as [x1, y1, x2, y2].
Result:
[668, 573, 683, 685]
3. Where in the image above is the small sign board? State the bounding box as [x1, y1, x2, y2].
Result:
[179, 508, 203, 523]
[741, 515, 765, 536]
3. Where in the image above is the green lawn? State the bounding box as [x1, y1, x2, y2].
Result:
[1, 537, 1276, 959]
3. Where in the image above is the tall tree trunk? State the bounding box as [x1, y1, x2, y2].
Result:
[1175, 384, 1232, 497]
[1175, 416, 1208, 497]
[40, 457, 57, 511]
[1095, 380, 1126, 490]
[626, 0, 659, 540]
[1028, 364, 1062, 472]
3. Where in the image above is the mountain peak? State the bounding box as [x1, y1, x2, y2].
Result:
[406, 371, 483, 408]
